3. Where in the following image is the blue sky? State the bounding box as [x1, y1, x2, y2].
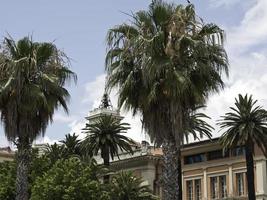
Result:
[1, 0, 267, 146]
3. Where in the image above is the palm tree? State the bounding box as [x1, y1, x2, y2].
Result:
[218, 94, 267, 200]
[105, 1, 228, 199]
[60, 133, 81, 157]
[110, 171, 158, 200]
[0, 36, 76, 200]
[45, 143, 65, 163]
[82, 114, 135, 183]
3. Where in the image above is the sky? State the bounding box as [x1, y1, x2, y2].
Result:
[0, 0, 267, 146]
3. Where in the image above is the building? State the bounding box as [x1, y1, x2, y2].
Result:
[0, 147, 14, 162]
[104, 138, 267, 200]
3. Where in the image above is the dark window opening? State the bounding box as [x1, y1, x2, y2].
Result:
[207, 150, 229, 161]
[184, 153, 205, 164]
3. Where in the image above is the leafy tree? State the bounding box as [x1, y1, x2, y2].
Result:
[105, 1, 228, 199]
[110, 171, 158, 200]
[218, 94, 267, 200]
[0, 36, 76, 200]
[30, 157, 110, 200]
[82, 114, 135, 183]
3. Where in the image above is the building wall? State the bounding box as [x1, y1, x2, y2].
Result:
[182, 142, 267, 200]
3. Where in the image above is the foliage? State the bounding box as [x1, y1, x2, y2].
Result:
[60, 133, 82, 157]
[30, 157, 110, 200]
[106, 0, 228, 146]
[0, 36, 76, 198]
[110, 171, 158, 200]
[44, 143, 66, 163]
[0, 161, 16, 200]
[218, 94, 267, 200]
[82, 115, 134, 161]
[0, 36, 76, 142]
[218, 94, 267, 155]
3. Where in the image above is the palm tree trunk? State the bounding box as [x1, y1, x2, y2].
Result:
[245, 142, 256, 200]
[162, 140, 179, 200]
[102, 146, 110, 184]
[177, 145, 182, 200]
[15, 141, 30, 200]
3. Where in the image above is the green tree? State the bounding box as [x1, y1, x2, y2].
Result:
[105, 1, 228, 199]
[0, 36, 76, 200]
[218, 94, 267, 200]
[110, 171, 158, 200]
[60, 133, 81, 156]
[82, 114, 135, 183]
[30, 157, 110, 200]
[44, 143, 65, 163]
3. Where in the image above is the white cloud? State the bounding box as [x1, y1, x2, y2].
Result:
[226, 0, 267, 54]
[34, 136, 58, 145]
[53, 113, 76, 123]
[209, 0, 243, 8]
[204, 0, 267, 137]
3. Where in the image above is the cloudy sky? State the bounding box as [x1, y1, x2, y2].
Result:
[0, 0, 267, 146]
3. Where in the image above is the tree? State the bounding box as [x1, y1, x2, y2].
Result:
[110, 171, 158, 200]
[30, 157, 110, 200]
[60, 133, 82, 157]
[0, 36, 76, 200]
[218, 94, 267, 200]
[82, 114, 135, 183]
[45, 143, 65, 163]
[106, 1, 228, 199]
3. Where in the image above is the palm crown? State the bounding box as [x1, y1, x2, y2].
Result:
[0, 36, 76, 143]
[82, 115, 135, 161]
[219, 94, 267, 156]
[106, 1, 228, 145]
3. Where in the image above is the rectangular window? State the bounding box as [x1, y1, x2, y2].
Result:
[194, 179, 201, 200]
[219, 176, 227, 198]
[184, 153, 205, 165]
[210, 175, 228, 199]
[207, 150, 229, 161]
[187, 180, 193, 200]
[236, 173, 245, 196]
[211, 177, 218, 199]
[232, 147, 246, 157]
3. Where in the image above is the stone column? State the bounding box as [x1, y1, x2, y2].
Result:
[229, 166, 233, 198]
[203, 169, 208, 200]
[256, 160, 267, 197]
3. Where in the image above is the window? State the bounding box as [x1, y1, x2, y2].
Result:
[207, 150, 229, 161]
[186, 179, 202, 200]
[220, 176, 227, 198]
[211, 177, 218, 199]
[232, 147, 245, 157]
[210, 175, 228, 199]
[187, 180, 193, 200]
[236, 173, 245, 196]
[195, 179, 201, 200]
[184, 153, 205, 164]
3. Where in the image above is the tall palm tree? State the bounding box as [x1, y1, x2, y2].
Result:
[110, 171, 158, 200]
[82, 114, 135, 183]
[0, 36, 76, 200]
[218, 94, 267, 200]
[105, 1, 228, 199]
